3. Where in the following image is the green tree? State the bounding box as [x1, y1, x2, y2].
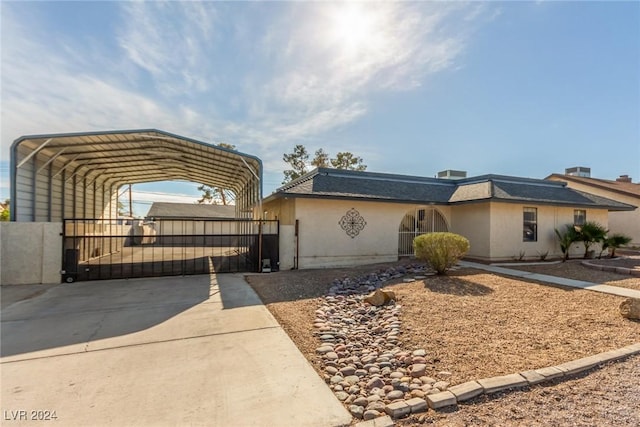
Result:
[198, 143, 236, 205]
[311, 148, 330, 168]
[282, 145, 368, 184]
[282, 144, 310, 184]
[577, 221, 608, 258]
[602, 233, 632, 258]
[0, 199, 9, 221]
[331, 152, 367, 171]
[555, 225, 580, 262]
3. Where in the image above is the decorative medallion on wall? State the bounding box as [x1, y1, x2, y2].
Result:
[339, 208, 367, 238]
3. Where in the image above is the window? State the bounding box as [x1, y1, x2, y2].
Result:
[574, 209, 586, 226]
[523, 207, 537, 242]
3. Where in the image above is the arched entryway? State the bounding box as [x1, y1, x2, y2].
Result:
[398, 207, 449, 256]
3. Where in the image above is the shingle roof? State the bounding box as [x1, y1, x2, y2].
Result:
[146, 202, 236, 219]
[546, 174, 640, 199]
[276, 169, 457, 203]
[265, 168, 636, 211]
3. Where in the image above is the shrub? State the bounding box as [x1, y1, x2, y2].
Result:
[577, 221, 608, 258]
[537, 250, 549, 261]
[603, 233, 633, 258]
[555, 225, 580, 262]
[413, 232, 470, 275]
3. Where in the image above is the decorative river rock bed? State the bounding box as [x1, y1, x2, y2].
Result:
[313, 264, 454, 421]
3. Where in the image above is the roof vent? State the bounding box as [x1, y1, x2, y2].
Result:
[565, 166, 591, 177]
[616, 174, 632, 183]
[437, 170, 467, 180]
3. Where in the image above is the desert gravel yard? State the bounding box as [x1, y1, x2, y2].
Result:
[246, 257, 640, 425]
[510, 258, 640, 291]
[397, 354, 640, 426]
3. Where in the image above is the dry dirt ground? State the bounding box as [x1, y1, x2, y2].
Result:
[509, 256, 640, 291]
[246, 257, 640, 426]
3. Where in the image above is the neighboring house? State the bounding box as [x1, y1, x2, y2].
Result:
[146, 202, 236, 220]
[546, 171, 640, 246]
[144, 202, 240, 247]
[262, 168, 634, 269]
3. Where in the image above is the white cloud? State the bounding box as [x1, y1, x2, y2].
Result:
[117, 1, 218, 96]
[1, 2, 493, 176]
[131, 190, 199, 204]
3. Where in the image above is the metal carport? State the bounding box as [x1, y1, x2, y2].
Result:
[10, 129, 262, 222]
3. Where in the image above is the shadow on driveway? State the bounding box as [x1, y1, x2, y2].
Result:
[1, 275, 216, 358]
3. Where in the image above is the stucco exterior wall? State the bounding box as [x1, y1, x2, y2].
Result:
[449, 203, 490, 258]
[1, 222, 62, 285]
[486, 203, 609, 261]
[290, 199, 451, 269]
[263, 198, 296, 225]
[264, 195, 617, 268]
[279, 225, 296, 270]
[546, 178, 640, 246]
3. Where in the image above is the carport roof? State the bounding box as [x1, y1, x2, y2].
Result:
[11, 129, 262, 193]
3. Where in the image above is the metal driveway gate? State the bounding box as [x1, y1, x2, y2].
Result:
[62, 218, 279, 282]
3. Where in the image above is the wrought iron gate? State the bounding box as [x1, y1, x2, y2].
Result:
[61, 218, 279, 282]
[398, 207, 449, 256]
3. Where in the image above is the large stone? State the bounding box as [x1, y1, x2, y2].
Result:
[335, 391, 349, 401]
[387, 390, 405, 401]
[340, 366, 356, 376]
[316, 345, 334, 354]
[410, 363, 427, 377]
[363, 289, 396, 306]
[344, 375, 360, 385]
[326, 366, 338, 375]
[433, 380, 450, 391]
[330, 375, 344, 384]
[410, 389, 426, 398]
[364, 289, 387, 306]
[353, 396, 369, 407]
[350, 405, 365, 419]
[362, 410, 380, 421]
[366, 401, 386, 412]
[367, 377, 385, 390]
[382, 289, 396, 302]
[620, 298, 640, 320]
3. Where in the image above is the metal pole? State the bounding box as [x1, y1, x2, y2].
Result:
[128, 184, 133, 218]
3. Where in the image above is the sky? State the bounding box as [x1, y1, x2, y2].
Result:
[1, 1, 639, 217]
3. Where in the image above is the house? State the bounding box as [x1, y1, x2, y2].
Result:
[146, 202, 236, 219]
[262, 168, 634, 269]
[546, 169, 640, 246]
[144, 202, 239, 246]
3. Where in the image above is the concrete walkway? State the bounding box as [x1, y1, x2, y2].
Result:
[460, 261, 640, 298]
[1, 274, 351, 427]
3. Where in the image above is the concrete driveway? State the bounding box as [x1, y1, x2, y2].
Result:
[1, 274, 351, 427]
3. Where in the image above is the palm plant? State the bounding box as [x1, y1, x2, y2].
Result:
[577, 221, 608, 258]
[603, 233, 632, 258]
[555, 225, 580, 262]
